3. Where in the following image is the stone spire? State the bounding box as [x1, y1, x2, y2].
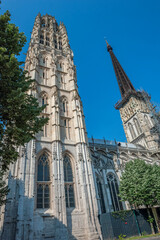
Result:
[106, 40, 136, 98]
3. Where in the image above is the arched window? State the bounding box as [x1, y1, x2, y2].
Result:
[133, 118, 142, 135]
[41, 19, 45, 27]
[63, 156, 75, 208]
[37, 153, 50, 208]
[96, 177, 106, 213]
[128, 122, 136, 139]
[144, 115, 152, 128]
[59, 38, 62, 50]
[107, 173, 123, 211]
[54, 37, 57, 49]
[41, 93, 48, 113]
[46, 34, 50, 46]
[61, 76, 66, 89]
[40, 33, 44, 44]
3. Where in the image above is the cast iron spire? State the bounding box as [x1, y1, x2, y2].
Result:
[106, 40, 136, 98]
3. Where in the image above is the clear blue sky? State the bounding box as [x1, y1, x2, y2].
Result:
[1, 0, 160, 142]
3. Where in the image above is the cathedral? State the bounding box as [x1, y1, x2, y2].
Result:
[0, 14, 160, 240]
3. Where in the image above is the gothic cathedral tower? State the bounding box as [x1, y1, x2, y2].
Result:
[1, 14, 101, 240]
[106, 41, 160, 151]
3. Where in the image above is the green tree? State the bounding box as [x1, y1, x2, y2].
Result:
[0, 10, 48, 203]
[119, 159, 160, 233]
[119, 159, 160, 208]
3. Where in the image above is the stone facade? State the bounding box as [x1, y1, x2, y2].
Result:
[0, 13, 160, 240]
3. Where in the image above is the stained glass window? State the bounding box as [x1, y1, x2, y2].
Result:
[37, 153, 50, 208]
[64, 156, 75, 208]
[107, 173, 123, 211]
[96, 177, 106, 213]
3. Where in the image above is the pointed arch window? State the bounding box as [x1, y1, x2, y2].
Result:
[133, 118, 142, 135]
[107, 173, 123, 211]
[128, 122, 136, 139]
[144, 115, 152, 128]
[41, 19, 45, 27]
[37, 153, 50, 209]
[59, 38, 62, 50]
[41, 93, 48, 113]
[46, 34, 50, 46]
[40, 34, 44, 44]
[63, 156, 75, 208]
[96, 177, 106, 213]
[54, 37, 57, 49]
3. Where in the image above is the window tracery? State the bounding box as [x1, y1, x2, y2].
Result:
[128, 122, 136, 139]
[37, 153, 50, 209]
[96, 177, 106, 213]
[107, 173, 123, 211]
[133, 118, 142, 135]
[144, 115, 152, 128]
[46, 34, 50, 46]
[40, 33, 44, 44]
[63, 156, 75, 208]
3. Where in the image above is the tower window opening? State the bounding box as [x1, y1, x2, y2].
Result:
[43, 72, 45, 79]
[37, 153, 50, 209]
[63, 102, 66, 112]
[54, 39, 57, 49]
[41, 20, 45, 28]
[46, 35, 50, 46]
[43, 58, 45, 64]
[133, 118, 142, 135]
[59, 41, 62, 50]
[63, 156, 75, 208]
[128, 122, 136, 140]
[144, 115, 152, 128]
[40, 34, 44, 44]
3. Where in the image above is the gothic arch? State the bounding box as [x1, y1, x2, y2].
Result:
[96, 149, 108, 157]
[63, 152, 76, 208]
[107, 172, 123, 211]
[128, 122, 136, 139]
[60, 96, 68, 114]
[36, 149, 52, 209]
[144, 114, 152, 128]
[108, 151, 117, 156]
[131, 152, 138, 158]
[133, 118, 142, 135]
[95, 173, 106, 214]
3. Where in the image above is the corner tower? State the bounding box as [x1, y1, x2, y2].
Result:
[1, 14, 101, 240]
[106, 41, 160, 151]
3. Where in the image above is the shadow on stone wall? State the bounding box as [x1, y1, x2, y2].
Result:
[0, 177, 77, 240]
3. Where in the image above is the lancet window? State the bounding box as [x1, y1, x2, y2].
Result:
[63, 119, 70, 139]
[63, 156, 75, 208]
[96, 177, 106, 213]
[41, 19, 45, 28]
[107, 173, 123, 211]
[144, 115, 152, 128]
[54, 37, 57, 49]
[37, 153, 50, 209]
[128, 122, 136, 139]
[46, 34, 50, 46]
[41, 93, 48, 113]
[59, 38, 62, 50]
[133, 118, 142, 135]
[40, 33, 44, 44]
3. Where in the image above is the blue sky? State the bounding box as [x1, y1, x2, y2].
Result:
[1, 0, 160, 142]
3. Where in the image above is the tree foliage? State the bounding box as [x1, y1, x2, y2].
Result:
[0, 10, 48, 203]
[119, 159, 160, 208]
